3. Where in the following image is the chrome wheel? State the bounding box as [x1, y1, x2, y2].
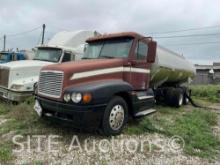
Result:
[109, 104, 125, 131]
[178, 94, 183, 106]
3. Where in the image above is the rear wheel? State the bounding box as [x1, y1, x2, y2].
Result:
[101, 96, 128, 136]
[183, 89, 190, 105]
[165, 88, 183, 107]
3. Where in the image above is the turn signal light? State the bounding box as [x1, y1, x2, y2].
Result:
[82, 93, 92, 104]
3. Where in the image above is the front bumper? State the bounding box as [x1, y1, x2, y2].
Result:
[36, 96, 107, 129]
[0, 87, 33, 102]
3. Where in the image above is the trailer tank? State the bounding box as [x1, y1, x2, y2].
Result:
[150, 45, 196, 88]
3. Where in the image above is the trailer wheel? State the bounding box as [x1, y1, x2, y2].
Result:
[183, 89, 190, 105]
[101, 96, 128, 136]
[172, 88, 184, 107]
[165, 88, 183, 107]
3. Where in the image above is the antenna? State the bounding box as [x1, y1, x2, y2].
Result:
[3, 35, 6, 51]
[41, 24, 46, 45]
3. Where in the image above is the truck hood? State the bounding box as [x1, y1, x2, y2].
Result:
[0, 60, 53, 70]
[42, 58, 126, 86]
[42, 58, 125, 74]
[0, 60, 54, 90]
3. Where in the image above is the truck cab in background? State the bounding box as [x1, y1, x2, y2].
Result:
[0, 30, 99, 102]
[34, 32, 196, 136]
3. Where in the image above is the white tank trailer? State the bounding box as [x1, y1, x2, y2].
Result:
[147, 45, 196, 107]
[150, 46, 196, 88]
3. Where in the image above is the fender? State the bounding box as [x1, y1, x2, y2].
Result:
[64, 79, 133, 105]
[9, 76, 39, 92]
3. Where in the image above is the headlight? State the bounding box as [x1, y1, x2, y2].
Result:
[64, 93, 71, 102]
[71, 92, 82, 103]
[11, 84, 24, 90]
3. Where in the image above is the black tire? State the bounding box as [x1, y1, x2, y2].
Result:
[165, 88, 183, 107]
[101, 96, 128, 136]
[165, 87, 175, 105]
[183, 89, 190, 105]
[172, 88, 184, 107]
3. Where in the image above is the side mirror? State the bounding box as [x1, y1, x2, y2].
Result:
[147, 41, 157, 63]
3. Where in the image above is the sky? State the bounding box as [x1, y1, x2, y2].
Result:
[0, 0, 220, 64]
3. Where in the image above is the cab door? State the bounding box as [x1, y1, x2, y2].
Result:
[130, 40, 151, 90]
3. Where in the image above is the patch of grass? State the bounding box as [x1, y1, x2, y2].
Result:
[0, 102, 40, 135]
[0, 142, 13, 162]
[100, 160, 108, 165]
[126, 118, 158, 135]
[8, 102, 36, 121]
[0, 101, 81, 136]
[126, 106, 184, 135]
[191, 85, 220, 103]
[34, 160, 43, 165]
[126, 106, 220, 158]
[166, 109, 219, 158]
[0, 103, 13, 115]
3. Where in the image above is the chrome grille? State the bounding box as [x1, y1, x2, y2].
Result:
[38, 71, 64, 98]
[0, 68, 9, 88]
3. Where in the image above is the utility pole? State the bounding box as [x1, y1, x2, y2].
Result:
[41, 24, 46, 45]
[3, 35, 6, 51]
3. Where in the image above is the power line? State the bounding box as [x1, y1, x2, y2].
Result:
[36, 30, 42, 45]
[48, 25, 70, 31]
[149, 25, 220, 35]
[154, 32, 220, 39]
[163, 41, 220, 46]
[6, 26, 41, 37]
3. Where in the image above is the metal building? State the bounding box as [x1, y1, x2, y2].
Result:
[193, 63, 220, 84]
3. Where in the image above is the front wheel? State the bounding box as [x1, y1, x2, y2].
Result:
[101, 96, 128, 136]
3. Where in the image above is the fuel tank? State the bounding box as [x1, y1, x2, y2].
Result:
[150, 46, 196, 88]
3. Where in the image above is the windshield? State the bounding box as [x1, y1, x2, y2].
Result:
[0, 53, 8, 60]
[83, 38, 133, 59]
[33, 48, 62, 62]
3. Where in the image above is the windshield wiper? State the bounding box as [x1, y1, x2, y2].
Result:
[99, 55, 115, 59]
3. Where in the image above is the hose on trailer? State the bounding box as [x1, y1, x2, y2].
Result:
[185, 92, 219, 111]
[185, 93, 204, 108]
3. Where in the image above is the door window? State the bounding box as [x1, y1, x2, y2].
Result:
[62, 52, 71, 62]
[137, 41, 148, 60]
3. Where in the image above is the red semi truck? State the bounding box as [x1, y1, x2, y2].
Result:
[34, 32, 195, 135]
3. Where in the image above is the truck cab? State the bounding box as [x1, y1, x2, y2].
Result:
[34, 32, 159, 135]
[34, 46, 76, 63]
[0, 30, 98, 102]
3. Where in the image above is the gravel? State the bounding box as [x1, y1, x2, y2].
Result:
[13, 133, 218, 165]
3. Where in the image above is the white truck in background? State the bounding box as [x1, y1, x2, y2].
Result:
[0, 30, 99, 102]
